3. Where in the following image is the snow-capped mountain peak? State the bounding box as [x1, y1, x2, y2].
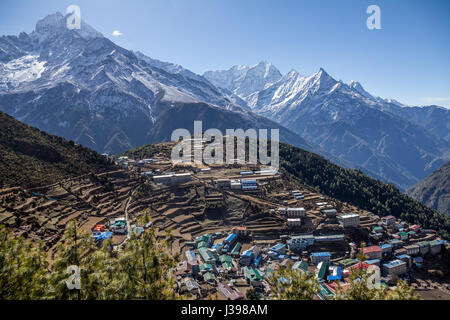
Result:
[203, 61, 282, 98]
[32, 12, 103, 43]
[0, 12, 258, 153]
[349, 80, 373, 99]
[34, 12, 66, 35]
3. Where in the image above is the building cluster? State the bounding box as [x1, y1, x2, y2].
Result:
[89, 217, 144, 245]
[277, 207, 306, 229]
[215, 178, 259, 191]
[119, 154, 448, 300]
[174, 212, 448, 299]
[153, 173, 192, 185]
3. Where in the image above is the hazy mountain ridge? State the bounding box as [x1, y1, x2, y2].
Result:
[407, 161, 450, 216]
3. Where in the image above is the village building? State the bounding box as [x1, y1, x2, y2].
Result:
[269, 243, 287, 256]
[363, 246, 383, 260]
[338, 213, 360, 228]
[383, 259, 407, 276]
[381, 215, 396, 226]
[311, 252, 331, 265]
[287, 218, 301, 228]
[404, 244, 420, 256]
[232, 226, 248, 238]
[322, 209, 337, 217]
[286, 207, 306, 218]
[418, 241, 430, 255]
[217, 282, 244, 300]
[215, 179, 231, 189]
[430, 240, 443, 255]
[287, 235, 315, 253]
[230, 180, 241, 189]
[241, 179, 258, 190]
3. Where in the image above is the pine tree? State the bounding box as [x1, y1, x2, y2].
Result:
[269, 265, 319, 300]
[0, 225, 50, 299]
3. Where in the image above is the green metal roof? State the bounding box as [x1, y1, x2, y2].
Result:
[203, 272, 216, 283]
[196, 233, 212, 243]
[293, 261, 308, 272]
[199, 263, 213, 272]
[197, 241, 207, 249]
[338, 259, 357, 268]
[318, 283, 334, 299]
[317, 262, 328, 280]
[220, 254, 233, 264]
[230, 242, 242, 255]
[243, 266, 263, 282]
[222, 262, 233, 270]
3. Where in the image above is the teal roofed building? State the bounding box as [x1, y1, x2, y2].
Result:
[203, 272, 216, 284]
[243, 266, 263, 284]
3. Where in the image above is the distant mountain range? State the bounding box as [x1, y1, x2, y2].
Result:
[408, 161, 450, 216]
[0, 12, 317, 156]
[204, 64, 450, 190]
[0, 12, 449, 192]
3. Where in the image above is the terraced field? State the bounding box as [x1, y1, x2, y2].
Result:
[0, 169, 139, 250]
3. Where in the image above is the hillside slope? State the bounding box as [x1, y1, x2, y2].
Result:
[123, 140, 450, 239]
[278, 143, 450, 239]
[407, 162, 450, 216]
[0, 111, 115, 188]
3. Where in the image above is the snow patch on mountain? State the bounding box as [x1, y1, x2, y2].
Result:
[0, 55, 46, 89]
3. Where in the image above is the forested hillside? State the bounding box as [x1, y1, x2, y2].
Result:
[0, 111, 116, 188]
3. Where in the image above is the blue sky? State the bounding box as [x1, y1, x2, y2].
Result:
[1, 0, 449, 107]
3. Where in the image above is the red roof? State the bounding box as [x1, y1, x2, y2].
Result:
[327, 281, 350, 293]
[363, 246, 382, 253]
[93, 224, 105, 231]
[349, 261, 371, 271]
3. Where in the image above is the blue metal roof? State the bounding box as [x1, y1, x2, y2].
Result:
[270, 243, 286, 251]
[225, 233, 236, 243]
[95, 231, 113, 241]
[252, 256, 262, 266]
[366, 259, 380, 265]
[241, 250, 252, 257]
[312, 252, 331, 257]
